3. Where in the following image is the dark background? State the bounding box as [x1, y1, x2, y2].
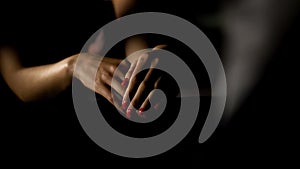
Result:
[0, 1, 299, 166]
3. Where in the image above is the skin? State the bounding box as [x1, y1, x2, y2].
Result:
[0, 47, 76, 102]
[73, 52, 130, 108]
[112, 0, 168, 118]
[0, 47, 130, 105]
[121, 45, 167, 118]
[0, 1, 139, 104]
[0, 0, 168, 120]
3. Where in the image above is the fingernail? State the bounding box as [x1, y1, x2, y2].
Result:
[154, 103, 159, 110]
[137, 108, 144, 116]
[121, 78, 129, 87]
[122, 100, 127, 110]
[126, 107, 133, 119]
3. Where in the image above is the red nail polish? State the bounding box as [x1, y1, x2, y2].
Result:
[126, 107, 132, 118]
[154, 103, 159, 110]
[122, 100, 127, 110]
[121, 78, 129, 87]
[137, 108, 144, 115]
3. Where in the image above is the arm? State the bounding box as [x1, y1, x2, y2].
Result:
[0, 1, 139, 104]
[0, 47, 77, 102]
[111, 0, 171, 119]
[112, 0, 148, 63]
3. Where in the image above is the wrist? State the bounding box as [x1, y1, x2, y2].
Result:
[65, 54, 79, 78]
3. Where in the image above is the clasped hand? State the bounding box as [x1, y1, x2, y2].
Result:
[74, 45, 174, 120]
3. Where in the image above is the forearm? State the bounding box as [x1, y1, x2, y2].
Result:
[14, 56, 77, 102]
[112, 0, 148, 63]
[112, 0, 137, 18]
[0, 47, 77, 102]
[124, 35, 149, 63]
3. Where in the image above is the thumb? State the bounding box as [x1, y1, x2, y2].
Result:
[152, 44, 167, 51]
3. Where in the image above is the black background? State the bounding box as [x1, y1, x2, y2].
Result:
[0, 1, 299, 166]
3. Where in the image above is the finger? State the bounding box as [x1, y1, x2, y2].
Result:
[122, 45, 162, 86]
[142, 57, 160, 84]
[129, 53, 149, 82]
[94, 84, 114, 105]
[108, 57, 130, 73]
[118, 59, 131, 71]
[128, 78, 153, 113]
[101, 57, 130, 72]
[113, 67, 126, 82]
[137, 77, 162, 117]
[128, 58, 160, 110]
[99, 59, 129, 94]
[102, 58, 130, 84]
[95, 83, 123, 113]
[97, 71, 124, 96]
[110, 88, 124, 113]
[122, 54, 149, 110]
[152, 44, 167, 51]
[125, 104, 134, 119]
[136, 91, 153, 117]
[121, 60, 137, 87]
[111, 76, 125, 96]
[137, 92, 164, 119]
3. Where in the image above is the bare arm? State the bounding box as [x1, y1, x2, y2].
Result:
[0, 1, 140, 103]
[112, 0, 148, 63]
[0, 47, 77, 102]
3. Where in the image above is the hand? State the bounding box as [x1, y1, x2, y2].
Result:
[73, 53, 130, 109]
[121, 45, 177, 119]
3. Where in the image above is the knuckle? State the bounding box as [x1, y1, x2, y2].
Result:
[153, 57, 159, 65]
[95, 75, 100, 82]
[95, 85, 104, 95]
[139, 53, 149, 62]
[109, 65, 116, 73]
[108, 96, 114, 103]
[95, 76, 101, 85]
[101, 73, 108, 81]
[94, 88, 101, 95]
[98, 66, 105, 73]
[95, 73, 104, 83]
